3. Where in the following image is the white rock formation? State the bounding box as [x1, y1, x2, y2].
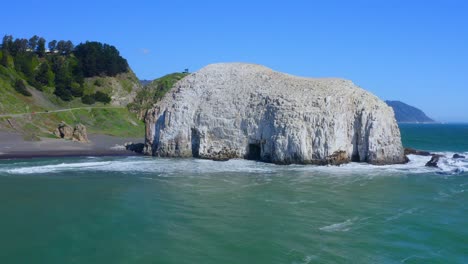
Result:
[144, 63, 406, 165]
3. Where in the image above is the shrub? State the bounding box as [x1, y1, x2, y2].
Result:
[81, 94, 96, 105]
[54, 85, 73, 101]
[14, 79, 32, 96]
[94, 79, 104, 87]
[70, 82, 84, 97]
[94, 91, 111, 104]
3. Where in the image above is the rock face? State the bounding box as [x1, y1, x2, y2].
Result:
[72, 123, 89, 143]
[404, 148, 432, 156]
[426, 155, 444, 167]
[84, 70, 142, 107]
[144, 63, 406, 165]
[54, 122, 89, 143]
[54, 122, 74, 139]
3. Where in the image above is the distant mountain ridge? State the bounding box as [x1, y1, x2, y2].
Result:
[385, 100, 435, 123]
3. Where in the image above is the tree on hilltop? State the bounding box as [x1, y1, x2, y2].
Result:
[37, 37, 46, 57]
[28, 35, 39, 51]
[74, 41, 128, 77]
[56, 40, 74, 55]
[48, 40, 57, 52]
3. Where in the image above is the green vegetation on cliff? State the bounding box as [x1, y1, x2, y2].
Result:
[0, 35, 130, 102]
[129, 72, 189, 118]
[0, 35, 143, 139]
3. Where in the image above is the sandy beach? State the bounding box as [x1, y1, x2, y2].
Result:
[0, 131, 143, 159]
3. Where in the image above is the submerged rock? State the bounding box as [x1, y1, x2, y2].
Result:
[426, 155, 444, 168]
[453, 154, 465, 159]
[144, 63, 406, 165]
[404, 148, 432, 156]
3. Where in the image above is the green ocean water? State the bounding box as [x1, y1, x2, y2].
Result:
[0, 124, 467, 263]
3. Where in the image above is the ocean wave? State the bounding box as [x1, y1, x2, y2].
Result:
[319, 217, 359, 232]
[287, 153, 468, 176]
[385, 207, 420, 221]
[2, 158, 276, 175]
[1, 151, 467, 176]
[5, 161, 113, 174]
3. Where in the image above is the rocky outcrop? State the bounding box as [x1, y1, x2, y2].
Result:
[54, 122, 89, 143]
[453, 154, 465, 159]
[125, 142, 145, 153]
[54, 122, 74, 139]
[426, 154, 444, 167]
[144, 63, 406, 165]
[72, 123, 88, 142]
[404, 148, 432, 156]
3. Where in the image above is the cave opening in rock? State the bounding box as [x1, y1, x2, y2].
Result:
[351, 150, 360, 162]
[247, 143, 261, 160]
[351, 133, 360, 162]
[191, 128, 200, 158]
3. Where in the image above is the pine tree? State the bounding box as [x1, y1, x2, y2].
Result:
[48, 40, 57, 52]
[37, 37, 46, 57]
[35, 63, 54, 86]
[1, 49, 8, 67]
[28, 35, 39, 51]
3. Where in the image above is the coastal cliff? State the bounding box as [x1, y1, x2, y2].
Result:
[144, 63, 406, 165]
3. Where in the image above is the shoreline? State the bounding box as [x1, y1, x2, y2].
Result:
[0, 151, 140, 160]
[0, 131, 143, 160]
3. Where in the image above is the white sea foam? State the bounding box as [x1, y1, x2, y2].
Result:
[319, 218, 358, 232]
[2, 158, 275, 175]
[1, 152, 467, 176]
[385, 207, 420, 221]
[6, 161, 113, 174]
[288, 153, 468, 176]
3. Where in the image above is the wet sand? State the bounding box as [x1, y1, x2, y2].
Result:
[0, 132, 143, 159]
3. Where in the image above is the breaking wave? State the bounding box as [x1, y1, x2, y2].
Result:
[1, 152, 467, 176]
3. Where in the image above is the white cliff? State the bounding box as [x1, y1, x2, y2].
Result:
[144, 63, 406, 165]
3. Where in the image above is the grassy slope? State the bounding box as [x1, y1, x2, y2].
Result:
[0, 64, 144, 139]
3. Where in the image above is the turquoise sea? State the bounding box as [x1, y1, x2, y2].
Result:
[0, 124, 467, 263]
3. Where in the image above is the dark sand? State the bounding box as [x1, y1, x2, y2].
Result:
[0, 132, 144, 159]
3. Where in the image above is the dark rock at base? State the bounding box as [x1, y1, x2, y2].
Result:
[404, 155, 410, 164]
[425, 154, 444, 168]
[204, 147, 239, 161]
[453, 154, 466, 159]
[125, 142, 145, 154]
[404, 148, 432, 156]
[326, 150, 350, 166]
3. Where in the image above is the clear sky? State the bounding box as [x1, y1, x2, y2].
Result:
[3, 0, 468, 122]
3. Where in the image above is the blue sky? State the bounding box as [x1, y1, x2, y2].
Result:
[3, 0, 468, 122]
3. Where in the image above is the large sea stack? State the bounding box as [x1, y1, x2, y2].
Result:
[144, 63, 406, 165]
